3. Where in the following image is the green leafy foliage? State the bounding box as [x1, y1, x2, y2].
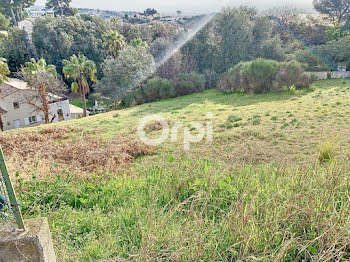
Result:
[313, 0, 350, 23]
[218, 59, 312, 94]
[63, 54, 97, 116]
[102, 30, 125, 58]
[184, 7, 285, 76]
[46, 0, 76, 16]
[0, 13, 10, 30]
[0, 57, 9, 84]
[175, 73, 205, 96]
[32, 16, 106, 74]
[143, 78, 175, 101]
[0, 0, 35, 25]
[95, 45, 155, 108]
[0, 28, 34, 72]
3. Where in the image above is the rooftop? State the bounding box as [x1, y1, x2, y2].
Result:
[0, 78, 65, 102]
[69, 104, 84, 114]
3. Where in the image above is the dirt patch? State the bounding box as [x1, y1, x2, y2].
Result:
[0, 126, 152, 176]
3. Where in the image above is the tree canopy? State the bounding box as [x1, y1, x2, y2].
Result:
[144, 8, 158, 16]
[0, 57, 9, 84]
[46, 0, 76, 16]
[0, 0, 35, 25]
[96, 45, 155, 107]
[63, 54, 97, 116]
[313, 0, 350, 23]
[102, 30, 125, 59]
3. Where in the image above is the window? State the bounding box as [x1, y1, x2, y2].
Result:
[28, 116, 37, 124]
[13, 102, 19, 109]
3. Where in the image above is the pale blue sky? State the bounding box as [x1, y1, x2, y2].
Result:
[35, 0, 313, 13]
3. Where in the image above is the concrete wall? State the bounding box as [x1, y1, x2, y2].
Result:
[0, 90, 71, 131]
[0, 218, 56, 262]
[306, 71, 350, 80]
[49, 100, 71, 123]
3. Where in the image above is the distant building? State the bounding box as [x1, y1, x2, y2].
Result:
[160, 16, 178, 24]
[0, 79, 72, 131]
[69, 104, 89, 119]
[28, 6, 54, 17]
[18, 20, 34, 43]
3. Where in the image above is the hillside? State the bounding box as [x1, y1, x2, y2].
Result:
[1, 79, 350, 261]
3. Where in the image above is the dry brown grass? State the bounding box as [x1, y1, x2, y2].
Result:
[0, 126, 152, 176]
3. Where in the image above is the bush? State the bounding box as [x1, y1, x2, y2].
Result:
[217, 59, 312, 94]
[286, 49, 329, 72]
[121, 89, 145, 108]
[319, 140, 337, 163]
[217, 63, 246, 93]
[175, 73, 205, 96]
[144, 78, 175, 102]
[243, 59, 279, 93]
[275, 61, 312, 89]
[203, 69, 219, 89]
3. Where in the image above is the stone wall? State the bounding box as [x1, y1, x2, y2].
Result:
[306, 71, 350, 80]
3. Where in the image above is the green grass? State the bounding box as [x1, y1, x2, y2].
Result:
[70, 99, 93, 109]
[4, 79, 350, 261]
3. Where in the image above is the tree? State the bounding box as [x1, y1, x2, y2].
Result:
[0, 58, 9, 131]
[32, 16, 106, 75]
[0, 0, 35, 25]
[130, 37, 148, 48]
[185, 7, 285, 75]
[0, 13, 10, 30]
[144, 8, 157, 17]
[0, 28, 35, 72]
[313, 0, 350, 23]
[325, 23, 350, 41]
[102, 30, 125, 59]
[46, 0, 76, 16]
[96, 45, 155, 108]
[21, 58, 65, 124]
[0, 57, 9, 84]
[62, 54, 97, 117]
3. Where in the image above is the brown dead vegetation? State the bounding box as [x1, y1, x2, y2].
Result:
[0, 126, 152, 176]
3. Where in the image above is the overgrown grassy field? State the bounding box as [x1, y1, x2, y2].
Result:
[1, 79, 350, 261]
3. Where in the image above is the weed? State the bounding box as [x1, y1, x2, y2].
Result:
[319, 140, 337, 163]
[225, 115, 243, 129]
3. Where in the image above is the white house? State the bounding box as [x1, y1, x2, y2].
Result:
[0, 78, 71, 131]
[69, 104, 89, 119]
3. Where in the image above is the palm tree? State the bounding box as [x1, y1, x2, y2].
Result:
[130, 38, 148, 48]
[0, 58, 9, 131]
[62, 54, 97, 117]
[23, 58, 58, 124]
[102, 30, 126, 58]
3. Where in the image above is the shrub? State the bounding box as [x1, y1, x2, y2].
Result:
[121, 89, 145, 108]
[175, 73, 205, 96]
[286, 49, 329, 72]
[217, 59, 279, 94]
[217, 62, 246, 93]
[243, 59, 279, 93]
[276, 61, 312, 89]
[217, 59, 312, 94]
[144, 78, 175, 102]
[203, 69, 219, 89]
[319, 140, 337, 163]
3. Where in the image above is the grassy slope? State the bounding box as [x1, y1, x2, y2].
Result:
[5, 79, 350, 261]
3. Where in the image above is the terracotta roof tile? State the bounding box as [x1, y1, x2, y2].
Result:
[0, 82, 18, 98]
[0, 107, 7, 114]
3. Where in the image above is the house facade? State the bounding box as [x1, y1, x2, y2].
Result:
[0, 79, 71, 131]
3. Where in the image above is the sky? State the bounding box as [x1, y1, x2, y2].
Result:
[35, 0, 313, 14]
